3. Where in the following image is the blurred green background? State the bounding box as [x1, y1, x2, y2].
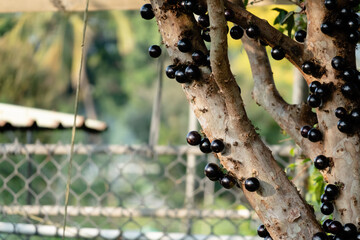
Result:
[0, 5, 298, 146]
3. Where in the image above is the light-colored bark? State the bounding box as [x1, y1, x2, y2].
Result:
[305, 0, 360, 224]
[150, 0, 321, 239]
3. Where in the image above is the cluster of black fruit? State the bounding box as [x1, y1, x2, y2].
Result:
[257, 224, 272, 239]
[335, 107, 360, 134]
[187, 131, 261, 191]
[300, 125, 322, 142]
[313, 221, 360, 240]
[321, 1, 360, 100]
[204, 162, 237, 189]
[186, 131, 225, 153]
[141, 3, 207, 84]
[204, 162, 261, 192]
[307, 81, 328, 108]
[311, 184, 360, 240]
[320, 184, 339, 216]
[166, 39, 206, 84]
[331, 56, 360, 101]
[321, 1, 360, 43]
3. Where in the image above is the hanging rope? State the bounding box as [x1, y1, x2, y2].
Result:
[62, 0, 90, 239]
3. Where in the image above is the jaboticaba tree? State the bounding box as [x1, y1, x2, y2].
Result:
[141, 0, 360, 239]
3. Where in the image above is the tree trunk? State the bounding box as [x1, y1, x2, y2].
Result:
[149, 0, 360, 238]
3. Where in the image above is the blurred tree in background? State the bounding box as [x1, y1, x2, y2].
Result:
[0, 7, 296, 145]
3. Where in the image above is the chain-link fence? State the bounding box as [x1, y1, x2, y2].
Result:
[0, 141, 295, 239]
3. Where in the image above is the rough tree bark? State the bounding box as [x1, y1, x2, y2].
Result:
[149, 0, 360, 239]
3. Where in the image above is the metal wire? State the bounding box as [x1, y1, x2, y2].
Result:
[0, 141, 275, 239]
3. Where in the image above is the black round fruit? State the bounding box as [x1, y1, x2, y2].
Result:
[271, 46, 285, 60]
[193, 3, 207, 15]
[178, 38, 192, 53]
[322, 219, 333, 232]
[186, 131, 202, 146]
[340, 7, 353, 16]
[230, 26, 244, 40]
[356, 232, 360, 240]
[192, 50, 206, 65]
[200, 138, 212, 153]
[348, 31, 360, 43]
[197, 14, 210, 28]
[334, 18, 345, 29]
[346, 17, 360, 31]
[148, 45, 162, 58]
[220, 174, 236, 189]
[185, 65, 201, 80]
[166, 65, 176, 79]
[329, 221, 343, 235]
[202, 28, 211, 42]
[333, 235, 346, 240]
[175, 68, 190, 83]
[312, 232, 328, 240]
[211, 139, 225, 153]
[343, 223, 357, 238]
[331, 56, 346, 70]
[324, 0, 337, 10]
[257, 224, 269, 238]
[307, 94, 322, 108]
[314, 86, 327, 97]
[302, 61, 315, 75]
[343, 69, 357, 82]
[320, 201, 334, 215]
[140, 4, 155, 20]
[324, 184, 339, 199]
[246, 25, 260, 38]
[295, 30, 307, 42]
[341, 82, 359, 99]
[182, 0, 196, 12]
[321, 194, 331, 202]
[244, 177, 260, 192]
[314, 155, 329, 170]
[224, 9, 234, 21]
[264, 236, 273, 240]
[338, 119, 353, 133]
[309, 81, 322, 93]
[350, 108, 360, 124]
[307, 128, 322, 142]
[335, 107, 347, 119]
[300, 125, 312, 138]
[204, 163, 223, 181]
[321, 22, 333, 35]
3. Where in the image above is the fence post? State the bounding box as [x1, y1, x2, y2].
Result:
[185, 107, 197, 234]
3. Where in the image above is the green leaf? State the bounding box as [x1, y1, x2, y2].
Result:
[244, 0, 249, 7]
[289, 147, 295, 157]
[272, 8, 288, 25]
[302, 158, 311, 164]
[287, 163, 296, 171]
[314, 175, 324, 183]
[280, 11, 295, 25]
[285, 14, 295, 37]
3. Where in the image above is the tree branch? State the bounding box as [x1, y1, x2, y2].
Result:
[150, 1, 322, 238]
[241, 36, 322, 159]
[223, 0, 304, 67]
